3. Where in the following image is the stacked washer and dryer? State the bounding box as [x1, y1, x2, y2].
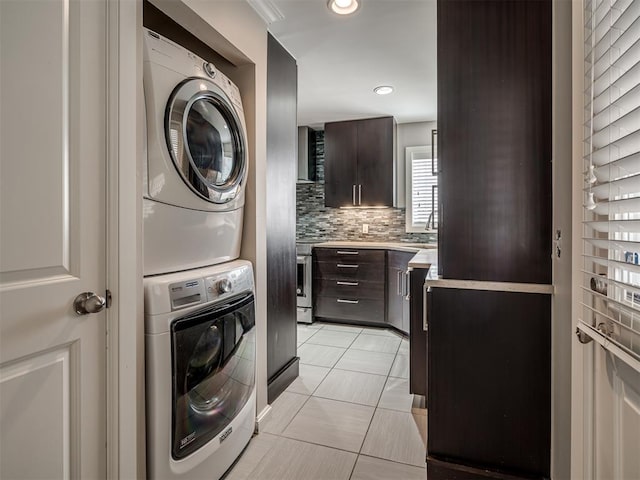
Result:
[143, 29, 255, 480]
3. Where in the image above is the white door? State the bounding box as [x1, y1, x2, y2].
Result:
[0, 0, 108, 478]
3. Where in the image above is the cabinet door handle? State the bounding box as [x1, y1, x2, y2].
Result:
[337, 250, 359, 255]
[337, 264, 358, 268]
[337, 281, 358, 286]
[423, 286, 431, 331]
[352, 184, 356, 205]
[397, 270, 402, 296]
[404, 270, 411, 299]
[358, 184, 362, 205]
[431, 129, 438, 175]
[337, 298, 359, 304]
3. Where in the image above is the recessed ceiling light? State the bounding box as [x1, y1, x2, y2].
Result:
[328, 0, 360, 15]
[374, 85, 394, 95]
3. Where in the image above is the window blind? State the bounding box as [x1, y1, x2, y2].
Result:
[582, 0, 640, 366]
[411, 157, 438, 227]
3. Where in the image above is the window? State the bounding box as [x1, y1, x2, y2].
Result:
[405, 145, 438, 232]
[581, 0, 640, 364]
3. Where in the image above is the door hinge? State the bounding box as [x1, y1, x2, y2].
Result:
[105, 289, 112, 308]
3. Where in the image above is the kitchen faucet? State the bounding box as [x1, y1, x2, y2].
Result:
[426, 211, 435, 230]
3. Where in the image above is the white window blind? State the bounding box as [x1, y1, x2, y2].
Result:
[405, 145, 438, 232]
[582, 0, 640, 369]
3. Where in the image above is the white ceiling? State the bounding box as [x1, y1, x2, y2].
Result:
[262, 0, 437, 128]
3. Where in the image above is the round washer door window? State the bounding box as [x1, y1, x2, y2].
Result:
[166, 78, 246, 204]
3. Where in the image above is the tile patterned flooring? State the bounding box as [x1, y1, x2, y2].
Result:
[226, 322, 426, 480]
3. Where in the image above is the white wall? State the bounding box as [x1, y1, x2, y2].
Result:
[396, 121, 436, 208]
[551, 0, 573, 478]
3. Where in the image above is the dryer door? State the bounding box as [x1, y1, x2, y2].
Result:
[166, 78, 247, 204]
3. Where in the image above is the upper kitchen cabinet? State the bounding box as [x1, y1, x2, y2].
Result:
[324, 116, 396, 207]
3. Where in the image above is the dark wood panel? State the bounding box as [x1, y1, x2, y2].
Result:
[266, 33, 297, 391]
[427, 457, 536, 480]
[409, 268, 429, 396]
[313, 261, 385, 283]
[267, 357, 299, 404]
[324, 121, 358, 207]
[314, 296, 385, 324]
[437, 0, 552, 284]
[356, 117, 395, 206]
[314, 278, 385, 300]
[427, 288, 551, 478]
[387, 250, 415, 269]
[313, 247, 385, 264]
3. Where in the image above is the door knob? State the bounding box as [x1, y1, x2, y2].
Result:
[74, 292, 107, 315]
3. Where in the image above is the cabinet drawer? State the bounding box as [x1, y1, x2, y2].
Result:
[314, 278, 384, 300]
[314, 296, 385, 324]
[314, 248, 385, 264]
[314, 261, 385, 282]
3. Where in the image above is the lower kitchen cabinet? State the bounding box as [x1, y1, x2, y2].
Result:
[313, 247, 386, 325]
[313, 247, 422, 335]
[387, 250, 414, 333]
[427, 288, 551, 479]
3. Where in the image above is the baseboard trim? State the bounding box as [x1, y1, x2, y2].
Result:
[267, 356, 300, 404]
[255, 404, 273, 434]
[427, 457, 547, 480]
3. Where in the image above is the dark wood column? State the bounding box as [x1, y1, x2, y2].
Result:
[266, 33, 299, 402]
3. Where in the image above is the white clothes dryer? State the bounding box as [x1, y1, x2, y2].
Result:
[143, 29, 249, 276]
[145, 260, 256, 480]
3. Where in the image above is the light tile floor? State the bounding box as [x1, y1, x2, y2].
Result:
[226, 322, 427, 480]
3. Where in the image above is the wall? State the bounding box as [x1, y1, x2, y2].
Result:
[297, 129, 437, 243]
[396, 121, 437, 208]
[551, 0, 573, 477]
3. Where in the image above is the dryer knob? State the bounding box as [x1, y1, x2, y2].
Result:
[217, 278, 232, 294]
[203, 62, 216, 79]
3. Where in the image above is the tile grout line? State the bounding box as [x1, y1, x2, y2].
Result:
[291, 323, 419, 478]
[347, 342, 393, 480]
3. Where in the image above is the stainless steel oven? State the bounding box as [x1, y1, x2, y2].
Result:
[296, 243, 313, 323]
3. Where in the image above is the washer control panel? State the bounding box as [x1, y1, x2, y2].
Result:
[204, 264, 253, 302]
[168, 279, 206, 310]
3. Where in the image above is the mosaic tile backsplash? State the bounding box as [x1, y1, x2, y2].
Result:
[296, 131, 436, 244]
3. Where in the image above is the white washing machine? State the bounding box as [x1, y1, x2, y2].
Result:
[145, 260, 256, 480]
[143, 28, 249, 276]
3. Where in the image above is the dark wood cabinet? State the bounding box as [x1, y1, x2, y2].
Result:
[429, 0, 553, 478]
[427, 288, 551, 479]
[324, 117, 395, 207]
[387, 251, 414, 333]
[437, 0, 552, 284]
[266, 33, 298, 403]
[313, 247, 386, 325]
[409, 267, 429, 396]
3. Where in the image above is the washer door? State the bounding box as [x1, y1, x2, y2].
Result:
[165, 78, 246, 204]
[171, 292, 255, 460]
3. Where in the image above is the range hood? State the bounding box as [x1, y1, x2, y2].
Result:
[297, 126, 316, 183]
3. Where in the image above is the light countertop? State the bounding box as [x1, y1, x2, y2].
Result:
[312, 240, 436, 253]
[407, 248, 438, 269]
[304, 240, 438, 270]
